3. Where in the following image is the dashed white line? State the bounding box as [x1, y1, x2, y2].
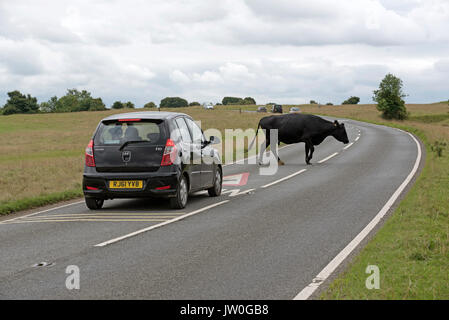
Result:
[261, 169, 307, 188]
[318, 152, 339, 164]
[228, 188, 255, 197]
[95, 200, 229, 247]
[355, 136, 360, 141]
[293, 131, 422, 300]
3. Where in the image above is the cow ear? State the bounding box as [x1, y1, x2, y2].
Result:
[334, 120, 339, 126]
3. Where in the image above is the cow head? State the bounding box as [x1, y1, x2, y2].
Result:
[332, 120, 349, 144]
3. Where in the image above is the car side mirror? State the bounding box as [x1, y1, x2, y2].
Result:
[209, 136, 221, 145]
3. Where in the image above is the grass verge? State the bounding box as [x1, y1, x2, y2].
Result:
[0, 188, 83, 216]
[311, 111, 449, 299]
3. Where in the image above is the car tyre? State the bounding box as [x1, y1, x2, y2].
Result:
[85, 197, 104, 210]
[170, 175, 188, 209]
[208, 167, 222, 197]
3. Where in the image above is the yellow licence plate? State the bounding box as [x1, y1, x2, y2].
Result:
[109, 180, 143, 189]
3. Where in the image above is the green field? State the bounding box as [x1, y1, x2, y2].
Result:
[1, 102, 448, 299]
[0, 106, 267, 215]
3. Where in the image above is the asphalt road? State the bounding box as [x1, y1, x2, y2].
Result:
[0, 118, 420, 299]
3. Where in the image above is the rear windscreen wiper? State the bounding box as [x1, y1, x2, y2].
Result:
[119, 140, 147, 151]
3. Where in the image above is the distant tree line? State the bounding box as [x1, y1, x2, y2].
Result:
[1, 74, 409, 120]
[222, 97, 256, 105]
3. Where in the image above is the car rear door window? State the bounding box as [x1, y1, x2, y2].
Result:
[184, 118, 204, 145]
[175, 117, 192, 143]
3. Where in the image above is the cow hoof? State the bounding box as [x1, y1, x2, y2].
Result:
[278, 160, 285, 166]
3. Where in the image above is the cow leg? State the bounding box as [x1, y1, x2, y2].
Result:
[305, 143, 310, 164]
[258, 137, 269, 165]
[305, 140, 313, 165]
[308, 144, 315, 163]
[272, 143, 284, 165]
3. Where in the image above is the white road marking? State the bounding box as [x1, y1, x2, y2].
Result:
[343, 142, 354, 150]
[95, 200, 229, 247]
[293, 131, 422, 300]
[228, 188, 255, 197]
[355, 136, 360, 141]
[223, 145, 292, 167]
[318, 152, 339, 164]
[0, 201, 85, 224]
[261, 169, 307, 188]
[4, 218, 170, 224]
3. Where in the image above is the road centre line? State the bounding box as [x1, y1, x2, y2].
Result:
[94, 200, 230, 247]
[293, 131, 422, 300]
[223, 145, 292, 167]
[355, 136, 360, 141]
[318, 152, 339, 164]
[261, 169, 307, 189]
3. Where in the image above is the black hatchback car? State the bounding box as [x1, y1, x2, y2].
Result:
[83, 111, 223, 209]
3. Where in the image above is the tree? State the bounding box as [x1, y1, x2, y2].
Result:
[310, 100, 318, 104]
[2, 90, 39, 115]
[189, 101, 201, 106]
[160, 97, 188, 108]
[242, 97, 256, 105]
[112, 101, 124, 109]
[342, 96, 360, 105]
[124, 101, 135, 108]
[373, 73, 408, 120]
[326, 102, 334, 106]
[39, 96, 59, 113]
[89, 98, 106, 111]
[144, 102, 157, 108]
[56, 89, 106, 112]
[222, 97, 243, 105]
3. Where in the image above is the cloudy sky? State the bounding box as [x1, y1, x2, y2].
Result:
[1, 0, 448, 107]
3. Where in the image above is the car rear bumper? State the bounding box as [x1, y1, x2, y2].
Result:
[83, 171, 179, 200]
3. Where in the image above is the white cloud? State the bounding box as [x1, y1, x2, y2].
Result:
[1, 0, 449, 106]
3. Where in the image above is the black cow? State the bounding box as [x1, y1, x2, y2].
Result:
[249, 114, 349, 165]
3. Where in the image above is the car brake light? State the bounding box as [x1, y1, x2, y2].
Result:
[86, 186, 99, 190]
[161, 139, 177, 166]
[155, 185, 171, 190]
[118, 118, 141, 122]
[85, 139, 95, 167]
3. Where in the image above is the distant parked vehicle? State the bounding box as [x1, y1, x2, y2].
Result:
[271, 104, 283, 113]
[202, 103, 214, 110]
[289, 107, 301, 113]
[257, 106, 267, 112]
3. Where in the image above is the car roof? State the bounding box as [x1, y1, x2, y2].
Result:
[101, 111, 190, 121]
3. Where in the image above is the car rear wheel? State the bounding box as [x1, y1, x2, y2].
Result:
[170, 175, 188, 209]
[208, 167, 222, 197]
[85, 197, 104, 210]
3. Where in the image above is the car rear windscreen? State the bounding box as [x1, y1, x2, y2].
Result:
[94, 120, 166, 146]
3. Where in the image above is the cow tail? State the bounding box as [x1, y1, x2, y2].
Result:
[248, 121, 261, 150]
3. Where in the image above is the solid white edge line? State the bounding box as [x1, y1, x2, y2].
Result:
[293, 131, 422, 300]
[94, 200, 230, 247]
[343, 142, 354, 150]
[0, 201, 85, 224]
[261, 169, 307, 188]
[318, 152, 339, 164]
